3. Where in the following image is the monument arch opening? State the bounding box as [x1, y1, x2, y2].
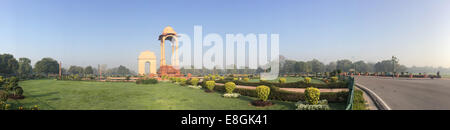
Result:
[138, 51, 157, 76]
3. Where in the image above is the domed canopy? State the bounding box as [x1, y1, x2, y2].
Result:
[159, 26, 177, 41]
[162, 26, 177, 35]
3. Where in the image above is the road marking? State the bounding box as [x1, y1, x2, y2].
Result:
[355, 83, 392, 110]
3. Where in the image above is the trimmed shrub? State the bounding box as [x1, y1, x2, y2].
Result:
[256, 85, 270, 101]
[211, 76, 216, 81]
[211, 84, 347, 102]
[179, 78, 187, 86]
[0, 76, 4, 87]
[243, 78, 249, 82]
[13, 86, 24, 96]
[190, 78, 199, 86]
[217, 79, 348, 89]
[0, 90, 8, 102]
[305, 87, 320, 105]
[204, 76, 209, 81]
[304, 77, 311, 84]
[233, 78, 238, 81]
[279, 78, 286, 84]
[331, 76, 338, 82]
[225, 82, 236, 94]
[136, 79, 158, 84]
[175, 77, 181, 83]
[205, 81, 215, 91]
[219, 76, 225, 80]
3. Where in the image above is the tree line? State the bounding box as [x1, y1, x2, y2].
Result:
[279, 55, 409, 75]
[0, 53, 134, 78]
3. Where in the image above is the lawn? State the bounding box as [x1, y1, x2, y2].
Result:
[7, 80, 344, 110]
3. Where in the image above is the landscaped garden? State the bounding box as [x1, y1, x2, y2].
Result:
[5, 79, 347, 110]
[246, 76, 325, 84]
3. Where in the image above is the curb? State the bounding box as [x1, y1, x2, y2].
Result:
[355, 83, 391, 110]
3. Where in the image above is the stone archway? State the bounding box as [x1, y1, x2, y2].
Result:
[138, 51, 157, 76]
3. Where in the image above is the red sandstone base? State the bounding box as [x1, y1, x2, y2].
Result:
[158, 65, 182, 77]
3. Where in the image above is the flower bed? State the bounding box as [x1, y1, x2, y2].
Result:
[215, 79, 348, 88]
[203, 83, 348, 103]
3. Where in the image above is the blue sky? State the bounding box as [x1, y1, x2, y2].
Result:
[1, 0, 450, 71]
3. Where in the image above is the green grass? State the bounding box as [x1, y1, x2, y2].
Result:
[442, 75, 450, 78]
[352, 90, 368, 110]
[8, 80, 301, 110]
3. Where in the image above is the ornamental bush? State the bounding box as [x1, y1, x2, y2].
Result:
[205, 81, 215, 91]
[175, 77, 181, 83]
[279, 78, 286, 84]
[225, 82, 236, 94]
[179, 78, 187, 86]
[136, 78, 158, 84]
[0, 90, 8, 102]
[305, 87, 320, 105]
[190, 78, 199, 86]
[243, 78, 249, 82]
[331, 76, 338, 82]
[204, 76, 209, 81]
[0, 76, 4, 87]
[219, 76, 225, 80]
[13, 86, 24, 96]
[233, 78, 238, 81]
[211, 76, 216, 81]
[256, 85, 270, 101]
[304, 77, 311, 84]
[4, 77, 19, 91]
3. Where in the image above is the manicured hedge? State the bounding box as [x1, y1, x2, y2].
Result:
[205, 83, 348, 103]
[136, 79, 158, 84]
[216, 79, 348, 88]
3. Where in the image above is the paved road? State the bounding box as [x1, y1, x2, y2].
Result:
[356, 76, 450, 110]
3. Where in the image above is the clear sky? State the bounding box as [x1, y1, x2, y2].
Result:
[1, 0, 450, 72]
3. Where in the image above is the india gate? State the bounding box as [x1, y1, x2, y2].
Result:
[138, 26, 181, 77]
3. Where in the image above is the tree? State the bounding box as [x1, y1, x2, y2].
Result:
[84, 66, 94, 75]
[392, 56, 399, 73]
[34, 58, 59, 75]
[353, 60, 370, 73]
[117, 65, 130, 76]
[336, 59, 353, 72]
[325, 62, 337, 72]
[18, 58, 32, 78]
[308, 59, 325, 73]
[68, 66, 84, 75]
[281, 60, 296, 74]
[295, 61, 311, 73]
[0, 54, 19, 75]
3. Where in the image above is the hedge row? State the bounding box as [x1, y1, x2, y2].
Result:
[201, 81, 348, 103]
[136, 79, 158, 84]
[215, 79, 348, 88]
